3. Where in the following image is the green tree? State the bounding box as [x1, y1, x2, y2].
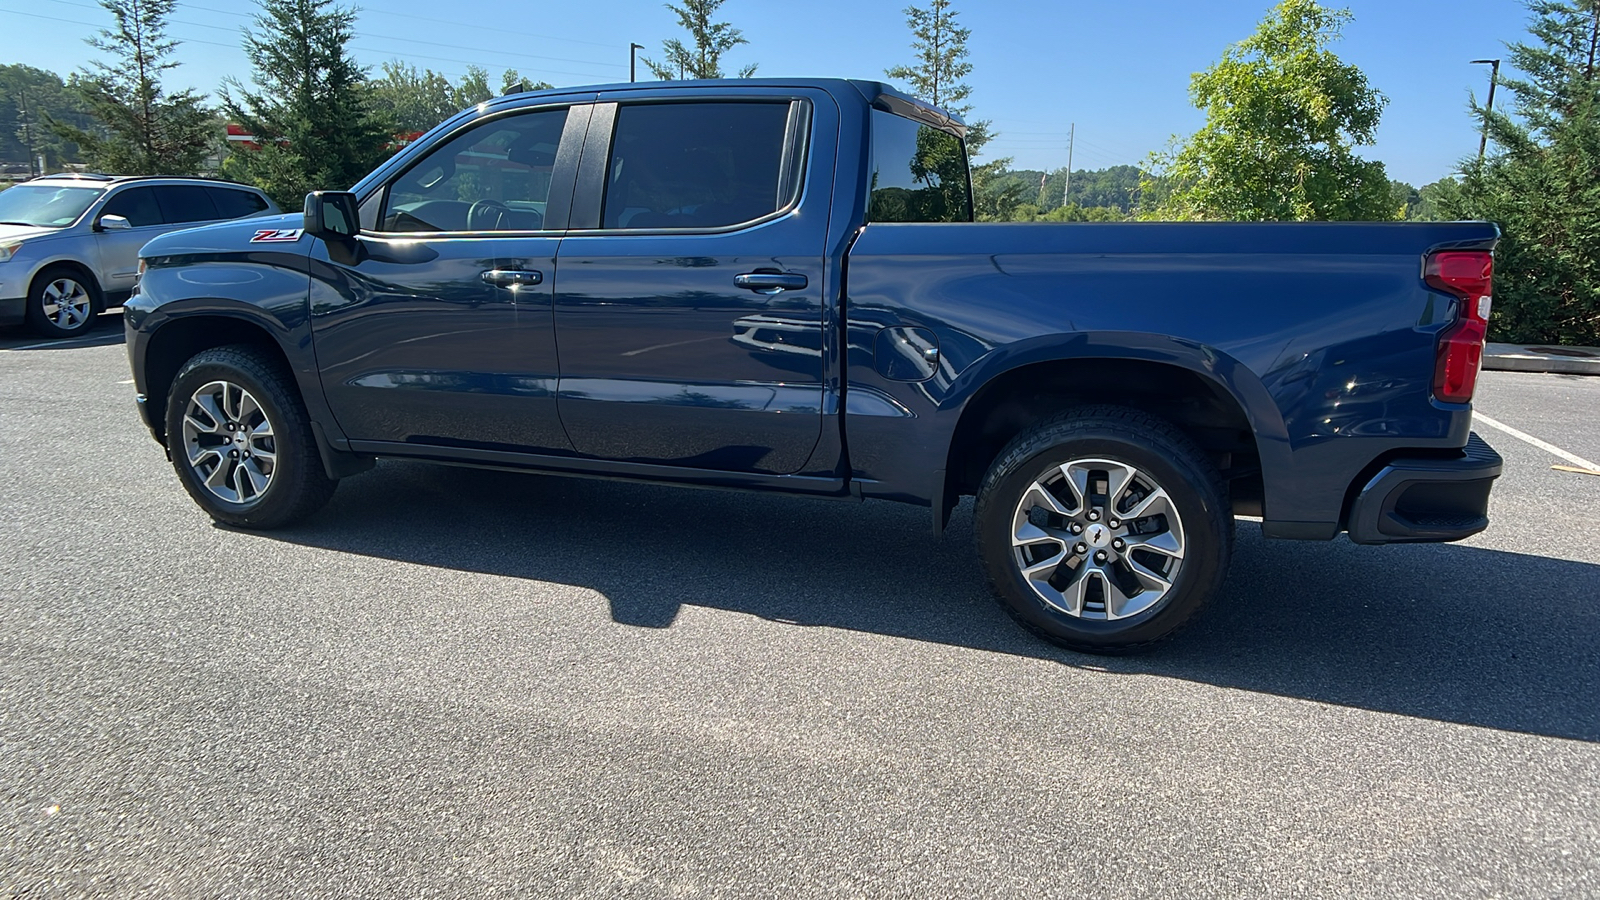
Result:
[1141, 0, 1395, 222]
[994, 165, 1145, 214]
[1, 65, 96, 171]
[222, 0, 392, 208]
[885, 0, 1018, 220]
[368, 64, 552, 134]
[1446, 0, 1600, 344]
[643, 0, 757, 80]
[369, 62, 457, 134]
[1410, 177, 1462, 221]
[497, 68, 553, 96]
[47, 0, 213, 176]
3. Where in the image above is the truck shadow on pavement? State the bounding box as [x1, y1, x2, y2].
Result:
[267, 460, 1600, 744]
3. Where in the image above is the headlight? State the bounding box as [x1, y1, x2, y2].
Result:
[0, 241, 22, 263]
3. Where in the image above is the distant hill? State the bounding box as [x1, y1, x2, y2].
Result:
[993, 165, 1144, 214]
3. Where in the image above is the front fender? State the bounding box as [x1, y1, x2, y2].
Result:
[126, 250, 341, 449]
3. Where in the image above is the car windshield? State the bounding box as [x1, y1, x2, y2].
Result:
[0, 184, 105, 228]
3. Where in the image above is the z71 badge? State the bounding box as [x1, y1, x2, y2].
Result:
[250, 228, 304, 243]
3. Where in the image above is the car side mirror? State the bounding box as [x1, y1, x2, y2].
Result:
[96, 214, 132, 231]
[304, 191, 360, 239]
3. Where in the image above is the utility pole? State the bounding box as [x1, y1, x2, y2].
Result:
[18, 89, 38, 177]
[1470, 58, 1500, 163]
[630, 43, 644, 82]
[1062, 123, 1075, 207]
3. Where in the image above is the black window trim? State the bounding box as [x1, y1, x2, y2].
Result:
[567, 96, 814, 237]
[363, 102, 584, 239]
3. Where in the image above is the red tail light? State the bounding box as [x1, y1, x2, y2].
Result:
[1425, 251, 1493, 404]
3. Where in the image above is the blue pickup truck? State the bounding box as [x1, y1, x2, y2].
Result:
[125, 79, 1503, 651]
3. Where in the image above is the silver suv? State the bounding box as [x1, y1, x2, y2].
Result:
[0, 174, 280, 338]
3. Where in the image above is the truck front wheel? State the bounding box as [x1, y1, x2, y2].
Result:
[164, 346, 338, 529]
[974, 407, 1232, 653]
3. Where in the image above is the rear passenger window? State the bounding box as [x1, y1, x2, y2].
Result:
[865, 109, 972, 223]
[602, 102, 798, 230]
[99, 187, 162, 227]
[156, 185, 220, 223]
[207, 187, 269, 219]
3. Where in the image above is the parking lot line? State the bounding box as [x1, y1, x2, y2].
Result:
[1475, 411, 1600, 472]
[1, 334, 124, 352]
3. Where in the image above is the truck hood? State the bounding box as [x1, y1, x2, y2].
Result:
[138, 212, 305, 259]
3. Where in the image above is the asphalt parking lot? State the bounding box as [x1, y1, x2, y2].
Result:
[3, 315, 1597, 898]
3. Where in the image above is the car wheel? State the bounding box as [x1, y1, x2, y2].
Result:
[974, 406, 1232, 653]
[164, 345, 338, 529]
[25, 266, 101, 338]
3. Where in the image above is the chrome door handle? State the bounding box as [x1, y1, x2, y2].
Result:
[734, 272, 807, 294]
[482, 268, 543, 286]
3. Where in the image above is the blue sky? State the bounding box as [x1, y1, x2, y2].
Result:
[0, 0, 1538, 185]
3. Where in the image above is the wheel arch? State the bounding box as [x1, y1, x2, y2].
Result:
[141, 311, 299, 446]
[939, 334, 1291, 528]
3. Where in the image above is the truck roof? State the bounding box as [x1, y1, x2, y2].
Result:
[496, 78, 968, 137]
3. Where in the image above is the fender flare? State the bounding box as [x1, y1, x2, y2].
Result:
[932, 331, 1293, 529]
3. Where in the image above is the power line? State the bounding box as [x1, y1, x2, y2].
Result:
[34, 0, 625, 73]
[1, 8, 242, 50]
[2, 5, 617, 83]
[177, 0, 623, 50]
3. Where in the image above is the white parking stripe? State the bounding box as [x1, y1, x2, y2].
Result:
[1, 335, 123, 352]
[1475, 412, 1600, 472]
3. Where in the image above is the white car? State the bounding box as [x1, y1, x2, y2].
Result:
[0, 174, 280, 338]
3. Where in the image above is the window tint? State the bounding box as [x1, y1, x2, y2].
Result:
[603, 102, 794, 230]
[383, 107, 568, 232]
[865, 110, 972, 223]
[156, 185, 220, 223]
[207, 187, 270, 219]
[99, 186, 163, 227]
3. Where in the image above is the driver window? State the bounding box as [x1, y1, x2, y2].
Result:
[382, 107, 568, 233]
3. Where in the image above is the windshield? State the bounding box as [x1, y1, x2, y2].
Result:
[0, 184, 105, 228]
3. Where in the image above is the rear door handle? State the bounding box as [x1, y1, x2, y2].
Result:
[734, 272, 807, 294]
[482, 268, 543, 287]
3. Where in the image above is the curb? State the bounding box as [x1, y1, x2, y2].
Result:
[1483, 343, 1600, 376]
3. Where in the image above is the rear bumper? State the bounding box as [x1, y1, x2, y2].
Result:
[1346, 432, 1502, 544]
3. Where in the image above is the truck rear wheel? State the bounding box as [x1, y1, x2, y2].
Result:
[974, 406, 1231, 653]
[164, 345, 337, 529]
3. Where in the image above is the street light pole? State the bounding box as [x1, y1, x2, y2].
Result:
[1470, 58, 1501, 163]
[630, 43, 645, 83]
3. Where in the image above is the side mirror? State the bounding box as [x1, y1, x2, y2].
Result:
[96, 214, 132, 231]
[304, 191, 360, 239]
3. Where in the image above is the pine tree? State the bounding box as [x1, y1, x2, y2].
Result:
[1140, 0, 1396, 222]
[222, 0, 391, 208]
[1448, 0, 1600, 344]
[643, 0, 757, 80]
[49, 0, 214, 176]
[885, 0, 1019, 221]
